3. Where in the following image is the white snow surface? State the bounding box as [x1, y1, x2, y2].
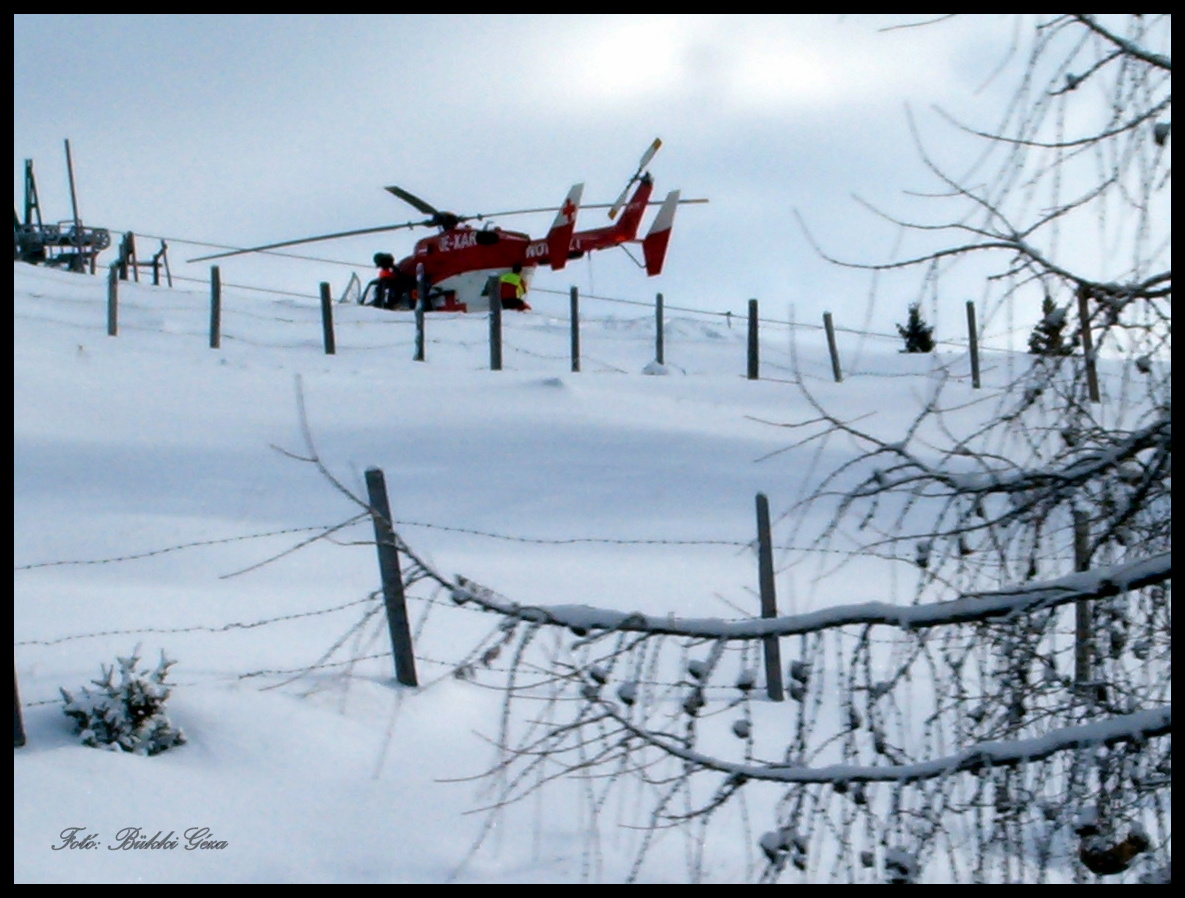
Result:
[11, 262, 1156, 883]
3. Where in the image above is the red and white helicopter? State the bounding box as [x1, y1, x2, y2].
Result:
[192, 139, 704, 312]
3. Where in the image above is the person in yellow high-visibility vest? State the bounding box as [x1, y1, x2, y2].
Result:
[498, 263, 531, 311]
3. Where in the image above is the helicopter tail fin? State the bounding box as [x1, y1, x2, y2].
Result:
[641, 189, 679, 276]
[547, 183, 583, 271]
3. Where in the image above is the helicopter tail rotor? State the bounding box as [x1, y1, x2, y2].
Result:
[609, 138, 662, 220]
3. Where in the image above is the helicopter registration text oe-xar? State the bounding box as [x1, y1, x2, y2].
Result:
[188, 138, 705, 314]
[431, 230, 483, 253]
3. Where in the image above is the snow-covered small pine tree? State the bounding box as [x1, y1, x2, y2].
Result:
[61, 647, 187, 756]
[896, 302, 935, 353]
[1027, 295, 1076, 357]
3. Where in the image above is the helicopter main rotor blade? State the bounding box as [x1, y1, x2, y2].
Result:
[188, 219, 432, 263]
[460, 195, 707, 222]
[463, 204, 583, 221]
[584, 197, 709, 211]
[384, 186, 440, 216]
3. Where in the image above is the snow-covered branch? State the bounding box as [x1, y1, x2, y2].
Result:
[604, 704, 1171, 785]
[453, 551, 1169, 640]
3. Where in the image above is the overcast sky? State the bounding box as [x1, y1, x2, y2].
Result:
[14, 14, 1021, 337]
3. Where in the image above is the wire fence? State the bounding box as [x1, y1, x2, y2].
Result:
[13, 448, 1171, 885]
[44, 229, 1155, 411]
[95, 228, 1060, 360]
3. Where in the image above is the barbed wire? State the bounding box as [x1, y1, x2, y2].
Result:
[14, 594, 377, 648]
[525, 283, 1034, 356]
[13, 523, 360, 571]
[11, 515, 899, 578]
[391, 517, 753, 549]
[17, 511, 1083, 586]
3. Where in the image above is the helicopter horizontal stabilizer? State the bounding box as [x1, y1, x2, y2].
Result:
[547, 183, 583, 271]
[642, 190, 679, 277]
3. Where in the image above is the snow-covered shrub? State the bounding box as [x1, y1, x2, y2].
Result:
[60, 648, 187, 756]
[1027, 294, 1077, 357]
[896, 302, 935, 353]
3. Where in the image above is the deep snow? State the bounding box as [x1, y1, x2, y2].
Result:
[12, 261, 1149, 883]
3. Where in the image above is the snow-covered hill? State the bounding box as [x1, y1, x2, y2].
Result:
[13, 262, 1126, 883]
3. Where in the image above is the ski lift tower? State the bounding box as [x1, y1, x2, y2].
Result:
[13, 139, 110, 273]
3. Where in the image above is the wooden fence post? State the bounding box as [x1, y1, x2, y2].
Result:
[118, 232, 135, 281]
[106, 263, 118, 336]
[153, 240, 172, 288]
[319, 282, 336, 356]
[756, 493, 785, 702]
[966, 300, 981, 389]
[655, 292, 665, 366]
[747, 299, 759, 380]
[414, 264, 427, 362]
[365, 468, 419, 687]
[489, 277, 503, 371]
[823, 312, 843, 383]
[1073, 510, 1095, 698]
[14, 663, 26, 748]
[1077, 285, 1101, 403]
[570, 286, 580, 373]
[414, 300, 426, 361]
[209, 266, 221, 349]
